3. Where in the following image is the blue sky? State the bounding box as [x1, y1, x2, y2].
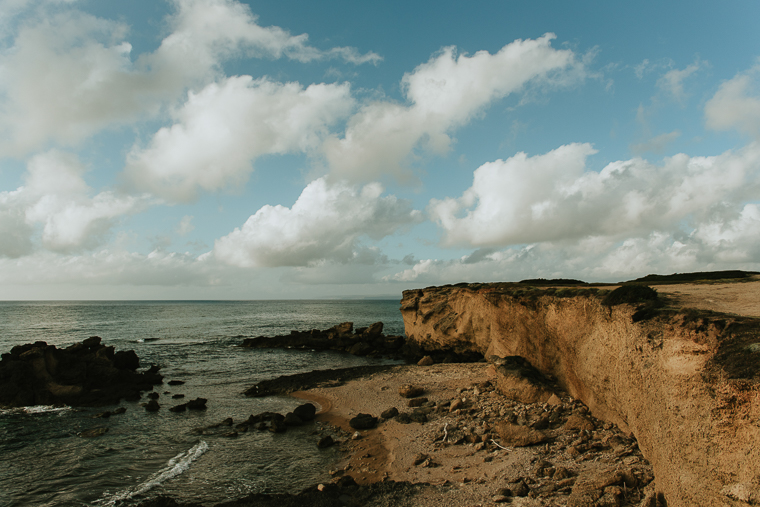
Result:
[1, 0, 759, 299]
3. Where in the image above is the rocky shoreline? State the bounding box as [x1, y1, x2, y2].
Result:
[240, 321, 483, 364]
[137, 357, 661, 507]
[0, 336, 163, 407]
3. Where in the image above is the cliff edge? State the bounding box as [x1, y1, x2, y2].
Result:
[401, 282, 760, 507]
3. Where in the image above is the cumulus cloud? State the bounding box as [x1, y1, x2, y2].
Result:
[0, 150, 145, 256]
[124, 76, 353, 202]
[386, 222, 760, 285]
[323, 34, 587, 182]
[429, 142, 760, 248]
[213, 177, 421, 267]
[705, 64, 760, 139]
[0, 0, 378, 155]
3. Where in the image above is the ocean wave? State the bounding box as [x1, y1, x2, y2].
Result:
[0, 405, 72, 416]
[95, 441, 209, 506]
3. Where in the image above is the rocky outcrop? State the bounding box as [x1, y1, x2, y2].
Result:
[401, 283, 760, 507]
[240, 322, 481, 363]
[241, 322, 406, 358]
[0, 336, 163, 407]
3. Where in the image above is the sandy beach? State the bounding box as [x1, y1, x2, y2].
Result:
[293, 362, 653, 507]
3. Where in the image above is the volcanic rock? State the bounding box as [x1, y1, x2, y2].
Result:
[0, 338, 163, 408]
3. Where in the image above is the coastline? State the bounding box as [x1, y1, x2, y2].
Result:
[285, 362, 656, 507]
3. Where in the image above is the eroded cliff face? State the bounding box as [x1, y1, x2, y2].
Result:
[401, 284, 760, 507]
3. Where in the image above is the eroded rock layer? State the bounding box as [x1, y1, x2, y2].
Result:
[400, 284, 760, 507]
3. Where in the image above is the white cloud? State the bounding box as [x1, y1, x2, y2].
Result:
[385, 223, 760, 285]
[0, 150, 145, 256]
[657, 59, 705, 102]
[213, 177, 421, 267]
[0, 0, 378, 155]
[705, 64, 760, 139]
[323, 34, 586, 182]
[177, 215, 194, 236]
[429, 142, 760, 248]
[125, 76, 354, 202]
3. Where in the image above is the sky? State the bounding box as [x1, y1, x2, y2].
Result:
[1, 0, 760, 300]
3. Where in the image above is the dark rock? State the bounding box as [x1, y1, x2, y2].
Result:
[167, 380, 185, 386]
[112, 407, 126, 415]
[349, 413, 378, 430]
[0, 338, 162, 408]
[172, 394, 185, 399]
[239, 322, 409, 360]
[283, 412, 304, 426]
[317, 435, 335, 448]
[113, 350, 140, 371]
[169, 403, 187, 412]
[292, 403, 317, 421]
[82, 336, 102, 348]
[409, 409, 428, 423]
[381, 407, 399, 419]
[364, 322, 384, 337]
[396, 413, 412, 424]
[269, 419, 287, 433]
[186, 398, 207, 410]
[147, 392, 160, 400]
[145, 400, 160, 412]
[221, 417, 233, 426]
[348, 341, 372, 356]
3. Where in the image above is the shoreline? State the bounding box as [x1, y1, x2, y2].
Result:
[282, 362, 656, 507]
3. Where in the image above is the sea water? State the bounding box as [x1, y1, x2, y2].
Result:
[0, 300, 404, 506]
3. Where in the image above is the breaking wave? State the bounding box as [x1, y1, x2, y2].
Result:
[95, 441, 209, 506]
[0, 405, 72, 416]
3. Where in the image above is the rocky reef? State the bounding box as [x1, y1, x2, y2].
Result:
[0, 336, 163, 407]
[400, 282, 760, 507]
[240, 321, 481, 363]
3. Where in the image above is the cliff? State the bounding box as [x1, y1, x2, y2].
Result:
[400, 283, 760, 507]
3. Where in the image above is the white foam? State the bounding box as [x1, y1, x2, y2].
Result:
[0, 405, 72, 416]
[95, 441, 209, 506]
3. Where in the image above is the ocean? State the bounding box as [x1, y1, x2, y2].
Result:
[0, 300, 405, 507]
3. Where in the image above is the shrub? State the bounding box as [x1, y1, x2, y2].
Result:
[601, 285, 658, 306]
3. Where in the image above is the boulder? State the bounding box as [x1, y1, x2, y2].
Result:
[349, 413, 378, 430]
[381, 407, 399, 419]
[417, 355, 434, 366]
[317, 435, 335, 448]
[292, 403, 317, 421]
[186, 398, 207, 410]
[145, 400, 160, 412]
[283, 412, 304, 426]
[398, 384, 424, 398]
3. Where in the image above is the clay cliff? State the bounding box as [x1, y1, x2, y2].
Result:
[400, 283, 760, 507]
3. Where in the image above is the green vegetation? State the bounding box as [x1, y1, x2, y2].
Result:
[601, 285, 659, 307]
